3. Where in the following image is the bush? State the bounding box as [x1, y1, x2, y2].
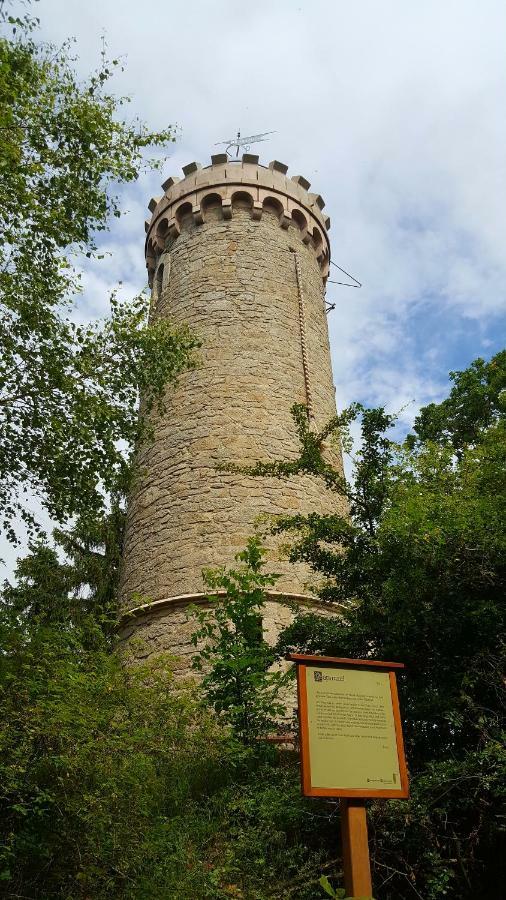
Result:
[0, 611, 335, 899]
[0, 615, 225, 898]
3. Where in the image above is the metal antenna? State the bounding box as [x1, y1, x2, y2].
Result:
[326, 262, 362, 314]
[215, 130, 276, 159]
[328, 260, 362, 289]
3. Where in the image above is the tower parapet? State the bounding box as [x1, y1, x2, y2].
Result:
[145, 154, 331, 284]
[119, 155, 344, 673]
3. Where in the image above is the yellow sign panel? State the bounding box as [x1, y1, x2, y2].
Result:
[305, 666, 401, 792]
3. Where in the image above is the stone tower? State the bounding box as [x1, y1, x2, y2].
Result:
[119, 154, 345, 671]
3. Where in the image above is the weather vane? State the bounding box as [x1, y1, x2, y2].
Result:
[215, 130, 275, 159]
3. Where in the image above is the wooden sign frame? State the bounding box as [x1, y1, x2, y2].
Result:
[289, 654, 409, 799]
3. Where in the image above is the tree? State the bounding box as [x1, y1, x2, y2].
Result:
[409, 349, 506, 452]
[191, 537, 289, 745]
[0, 603, 228, 898]
[232, 352, 505, 899]
[0, 2, 198, 539]
[1, 501, 125, 639]
[1, 543, 332, 900]
[1, 6, 333, 899]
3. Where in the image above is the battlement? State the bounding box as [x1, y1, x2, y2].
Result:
[145, 154, 331, 283]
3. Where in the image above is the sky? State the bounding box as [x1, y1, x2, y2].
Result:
[2, 0, 505, 577]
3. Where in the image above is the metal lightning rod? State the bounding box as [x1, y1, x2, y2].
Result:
[215, 130, 276, 158]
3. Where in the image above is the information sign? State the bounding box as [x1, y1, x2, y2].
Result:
[290, 654, 409, 799]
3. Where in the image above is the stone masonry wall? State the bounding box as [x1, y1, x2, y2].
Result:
[119, 595, 339, 685]
[118, 161, 346, 666]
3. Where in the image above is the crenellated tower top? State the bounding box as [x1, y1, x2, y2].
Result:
[144, 154, 331, 285]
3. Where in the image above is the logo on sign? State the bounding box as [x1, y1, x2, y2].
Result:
[313, 670, 344, 683]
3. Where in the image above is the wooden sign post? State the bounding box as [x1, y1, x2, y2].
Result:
[340, 798, 373, 896]
[288, 654, 409, 898]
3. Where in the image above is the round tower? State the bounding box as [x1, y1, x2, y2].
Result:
[118, 153, 346, 670]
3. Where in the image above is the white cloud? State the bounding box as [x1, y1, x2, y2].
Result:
[2, 0, 505, 577]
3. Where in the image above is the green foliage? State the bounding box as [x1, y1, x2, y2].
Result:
[319, 875, 374, 900]
[0, 606, 228, 898]
[237, 352, 505, 898]
[2, 30, 503, 893]
[140, 758, 337, 900]
[1, 289, 197, 540]
[191, 536, 289, 744]
[1, 501, 125, 638]
[223, 402, 357, 498]
[5, 344, 503, 899]
[0, 4, 198, 538]
[1, 6, 340, 899]
[0, 1, 170, 311]
[409, 349, 506, 452]
[0, 533, 335, 899]
[366, 743, 505, 900]
[0, 588, 335, 899]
